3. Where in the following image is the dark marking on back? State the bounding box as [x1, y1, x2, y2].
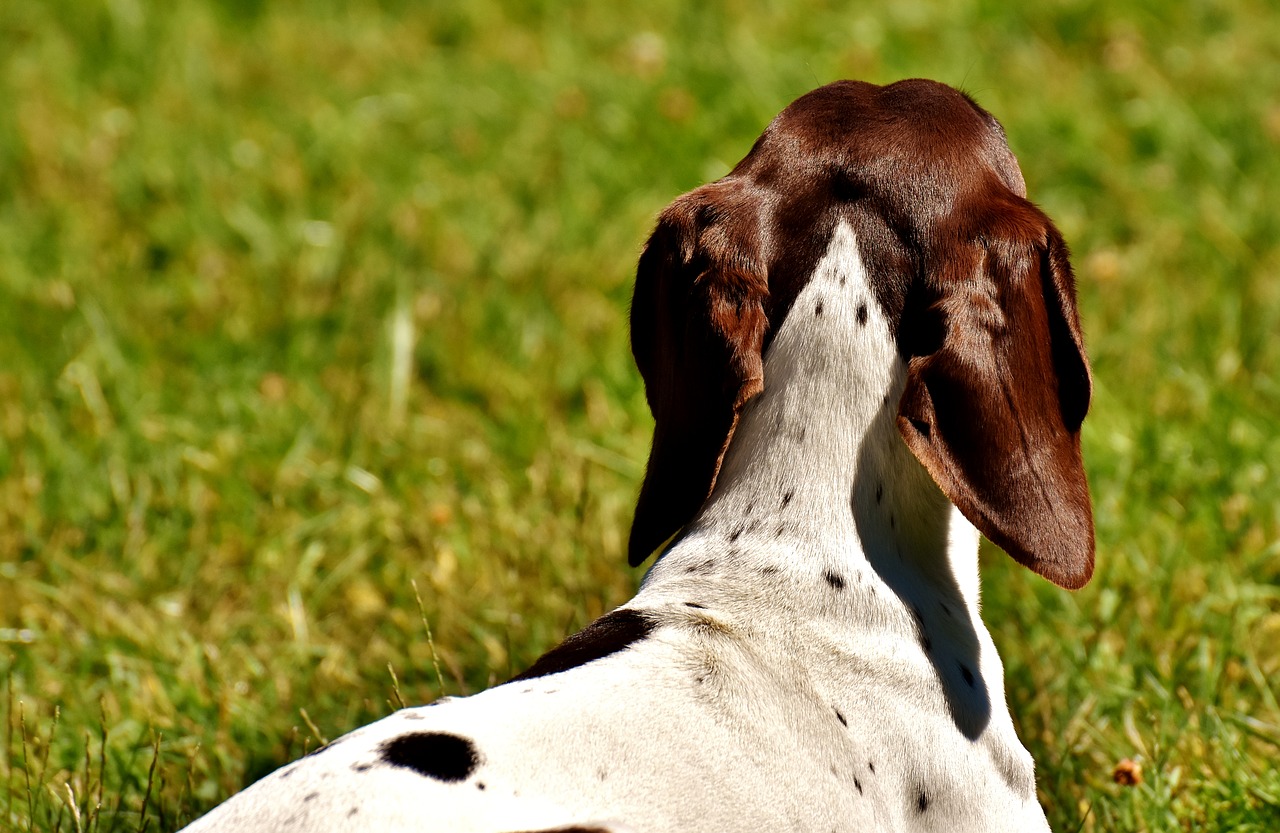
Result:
[685, 601, 706, 609]
[304, 791, 319, 802]
[477, 781, 487, 790]
[855, 777, 863, 794]
[869, 761, 876, 773]
[775, 524, 786, 538]
[380, 732, 480, 782]
[825, 571, 846, 591]
[815, 300, 825, 316]
[835, 708, 847, 726]
[857, 302, 869, 325]
[916, 791, 929, 813]
[351, 763, 372, 773]
[729, 525, 744, 542]
[782, 489, 794, 507]
[510, 608, 657, 682]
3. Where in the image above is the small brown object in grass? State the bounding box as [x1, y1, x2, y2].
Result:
[1112, 758, 1143, 786]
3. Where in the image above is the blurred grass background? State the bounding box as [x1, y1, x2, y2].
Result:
[1, 0, 1278, 830]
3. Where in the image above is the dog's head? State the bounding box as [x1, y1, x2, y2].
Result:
[629, 79, 1094, 589]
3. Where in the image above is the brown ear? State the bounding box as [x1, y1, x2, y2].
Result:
[897, 200, 1095, 589]
[628, 187, 769, 566]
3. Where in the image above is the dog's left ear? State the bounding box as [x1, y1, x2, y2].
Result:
[897, 195, 1095, 589]
[628, 184, 769, 567]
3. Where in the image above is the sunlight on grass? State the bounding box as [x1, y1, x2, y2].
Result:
[2, 0, 1278, 830]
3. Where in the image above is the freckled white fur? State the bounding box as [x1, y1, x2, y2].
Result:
[181, 223, 1050, 833]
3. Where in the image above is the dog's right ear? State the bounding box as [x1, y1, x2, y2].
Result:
[628, 184, 769, 567]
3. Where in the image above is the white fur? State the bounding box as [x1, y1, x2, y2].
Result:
[181, 224, 1049, 833]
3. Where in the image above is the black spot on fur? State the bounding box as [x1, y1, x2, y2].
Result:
[477, 782, 486, 790]
[875, 484, 883, 504]
[745, 501, 755, 515]
[684, 601, 706, 609]
[347, 808, 358, 817]
[351, 763, 372, 773]
[380, 732, 479, 783]
[868, 761, 875, 773]
[304, 791, 319, 802]
[825, 571, 846, 591]
[835, 708, 847, 726]
[960, 663, 975, 687]
[917, 791, 929, 813]
[729, 526, 744, 542]
[855, 777, 863, 794]
[857, 303, 868, 325]
[815, 300, 824, 316]
[510, 608, 657, 682]
[781, 490, 794, 508]
[775, 524, 786, 537]
[911, 604, 932, 652]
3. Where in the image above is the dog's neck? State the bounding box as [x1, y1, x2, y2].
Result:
[643, 222, 981, 623]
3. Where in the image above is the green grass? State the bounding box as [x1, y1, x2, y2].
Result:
[2, 0, 1278, 830]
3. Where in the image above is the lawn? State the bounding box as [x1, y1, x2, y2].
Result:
[1, 0, 1278, 830]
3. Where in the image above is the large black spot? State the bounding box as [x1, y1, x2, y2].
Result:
[825, 571, 846, 591]
[916, 791, 929, 813]
[509, 608, 657, 682]
[379, 732, 479, 782]
[857, 303, 868, 325]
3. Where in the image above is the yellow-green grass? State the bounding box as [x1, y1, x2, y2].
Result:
[2, 1, 1278, 830]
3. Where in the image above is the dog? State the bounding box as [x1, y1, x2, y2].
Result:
[181, 77, 1094, 832]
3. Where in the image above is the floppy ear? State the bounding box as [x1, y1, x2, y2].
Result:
[897, 198, 1095, 589]
[628, 188, 769, 567]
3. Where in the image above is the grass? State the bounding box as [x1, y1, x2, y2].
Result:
[1, 0, 1278, 830]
